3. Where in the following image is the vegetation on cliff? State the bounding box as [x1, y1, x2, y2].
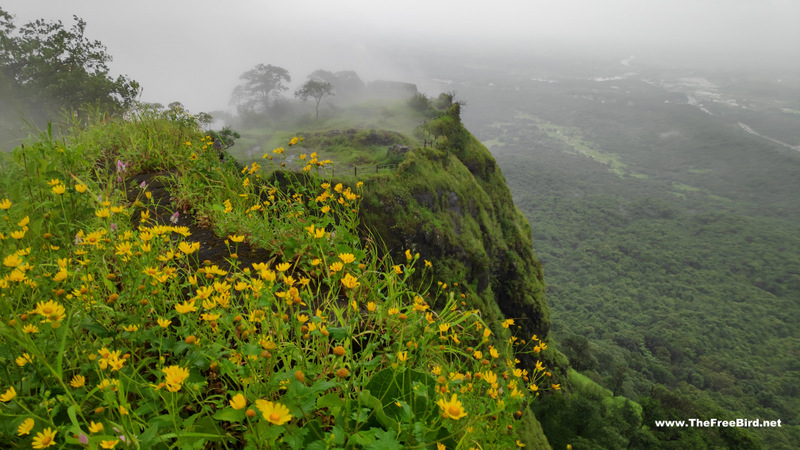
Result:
[0, 106, 559, 448]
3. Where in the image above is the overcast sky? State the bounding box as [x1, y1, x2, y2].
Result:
[4, 0, 799, 112]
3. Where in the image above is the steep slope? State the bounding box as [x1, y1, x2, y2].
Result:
[360, 104, 550, 344]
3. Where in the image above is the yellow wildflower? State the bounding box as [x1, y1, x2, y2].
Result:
[338, 253, 356, 264]
[230, 393, 247, 410]
[0, 386, 16, 402]
[162, 365, 190, 392]
[31, 427, 57, 448]
[17, 417, 34, 436]
[3, 254, 23, 267]
[70, 375, 86, 388]
[88, 421, 104, 433]
[255, 400, 293, 425]
[436, 394, 467, 420]
[341, 273, 360, 289]
[175, 299, 197, 314]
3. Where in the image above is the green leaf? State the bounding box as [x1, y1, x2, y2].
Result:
[317, 392, 345, 411]
[327, 327, 349, 340]
[358, 390, 398, 430]
[365, 428, 404, 450]
[80, 317, 112, 337]
[213, 407, 245, 422]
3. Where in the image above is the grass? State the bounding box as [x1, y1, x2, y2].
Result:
[0, 106, 557, 449]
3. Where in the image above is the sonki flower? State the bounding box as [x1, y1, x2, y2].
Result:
[255, 400, 292, 425]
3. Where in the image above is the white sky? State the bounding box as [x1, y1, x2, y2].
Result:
[4, 0, 799, 112]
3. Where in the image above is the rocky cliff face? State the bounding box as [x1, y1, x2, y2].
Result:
[360, 104, 550, 341]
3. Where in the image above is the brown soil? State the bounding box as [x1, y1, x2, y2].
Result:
[126, 171, 273, 273]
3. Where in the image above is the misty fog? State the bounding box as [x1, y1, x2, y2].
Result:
[3, 0, 798, 116]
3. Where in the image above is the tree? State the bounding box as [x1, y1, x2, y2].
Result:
[0, 7, 139, 113]
[230, 63, 290, 114]
[295, 80, 334, 120]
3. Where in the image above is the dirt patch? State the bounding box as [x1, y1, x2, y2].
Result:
[126, 172, 273, 273]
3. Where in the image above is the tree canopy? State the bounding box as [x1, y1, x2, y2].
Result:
[230, 63, 291, 115]
[0, 7, 139, 114]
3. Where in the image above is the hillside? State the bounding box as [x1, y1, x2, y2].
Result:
[0, 104, 557, 449]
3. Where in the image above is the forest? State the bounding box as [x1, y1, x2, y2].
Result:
[445, 54, 800, 448]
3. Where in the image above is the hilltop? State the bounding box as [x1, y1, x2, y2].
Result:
[0, 100, 557, 448]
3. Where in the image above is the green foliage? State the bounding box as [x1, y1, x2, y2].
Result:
[361, 105, 550, 351]
[0, 7, 139, 114]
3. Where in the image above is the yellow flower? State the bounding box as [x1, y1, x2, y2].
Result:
[22, 324, 39, 334]
[31, 427, 57, 448]
[179, 241, 199, 254]
[338, 253, 356, 264]
[51, 184, 66, 195]
[162, 365, 190, 392]
[501, 318, 515, 329]
[3, 253, 23, 267]
[75, 183, 88, 193]
[436, 394, 468, 420]
[35, 300, 66, 323]
[0, 386, 16, 402]
[88, 421, 104, 433]
[16, 354, 33, 367]
[70, 375, 86, 388]
[17, 417, 34, 436]
[329, 261, 344, 273]
[275, 262, 291, 272]
[47, 178, 60, 186]
[0, 198, 11, 209]
[255, 399, 293, 425]
[95, 208, 111, 218]
[10, 229, 25, 239]
[228, 234, 245, 243]
[122, 324, 139, 332]
[405, 249, 413, 261]
[341, 273, 360, 289]
[397, 351, 409, 362]
[230, 393, 247, 410]
[100, 439, 119, 449]
[175, 299, 197, 314]
[367, 302, 377, 312]
[157, 318, 172, 328]
[53, 269, 68, 282]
